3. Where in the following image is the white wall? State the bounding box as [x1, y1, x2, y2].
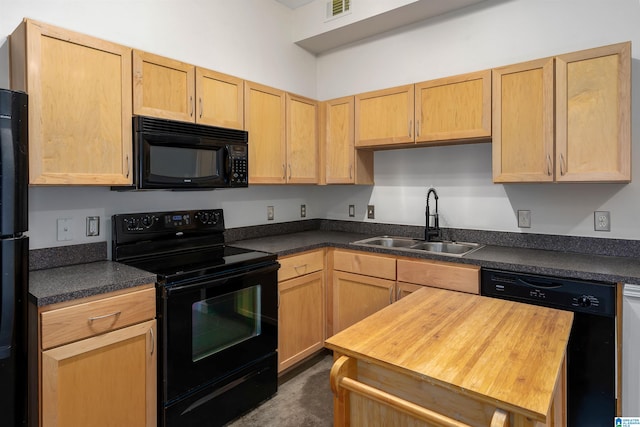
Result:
[2, 0, 640, 248]
[318, 0, 640, 240]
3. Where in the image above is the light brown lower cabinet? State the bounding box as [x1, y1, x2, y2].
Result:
[277, 250, 325, 373]
[33, 285, 157, 427]
[41, 320, 156, 427]
[332, 271, 396, 335]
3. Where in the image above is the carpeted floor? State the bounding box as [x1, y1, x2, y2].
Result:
[226, 353, 334, 426]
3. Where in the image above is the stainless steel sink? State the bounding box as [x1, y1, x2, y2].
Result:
[350, 236, 484, 257]
[355, 236, 418, 248]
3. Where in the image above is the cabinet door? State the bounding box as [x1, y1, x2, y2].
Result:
[41, 320, 156, 427]
[278, 271, 324, 372]
[132, 50, 195, 122]
[332, 271, 395, 334]
[355, 85, 415, 148]
[286, 93, 318, 183]
[492, 57, 555, 183]
[555, 42, 631, 183]
[415, 70, 491, 143]
[245, 81, 287, 184]
[324, 96, 374, 185]
[196, 68, 244, 129]
[10, 19, 132, 185]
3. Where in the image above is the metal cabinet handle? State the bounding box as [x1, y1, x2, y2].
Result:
[126, 155, 130, 178]
[149, 327, 155, 356]
[189, 96, 194, 117]
[88, 311, 121, 323]
[408, 120, 412, 138]
[546, 154, 552, 176]
[288, 164, 292, 180]
[199, 97, 203, 118]
[282, 164, 286, 179]
[560, 153, 566, 176]
[416, 120, 420, 138]
[293, 264, 308, 275]
[389, 287, 393, 304]
[349, 164, 353, 180]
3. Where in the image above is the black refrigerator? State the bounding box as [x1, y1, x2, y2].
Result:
[0, 89, 29, 426]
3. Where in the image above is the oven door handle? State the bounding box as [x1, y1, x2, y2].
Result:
[165, 262, 279, 295]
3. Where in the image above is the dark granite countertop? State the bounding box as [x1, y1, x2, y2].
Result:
[29, 261, 157, 307]
[229, 230, 640, 285]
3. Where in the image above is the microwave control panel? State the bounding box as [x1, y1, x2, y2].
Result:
[228, 144, 248, 186]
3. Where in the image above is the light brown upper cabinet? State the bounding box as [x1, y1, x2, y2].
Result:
[493, 42, 631, 183]
[245, 81, 287, 183]
[10, 19, 133, 185]
[286, 93, 319, 184]
[355, 84, 415, 148]
[414, 70, 491, 143]
[133, 50, 244, 129]
[322, 96, 374, 185]
[244, 82, 319, 184]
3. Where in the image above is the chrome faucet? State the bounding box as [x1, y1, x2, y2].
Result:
[425, 188, 440, 241]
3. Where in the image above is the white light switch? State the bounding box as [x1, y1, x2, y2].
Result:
[57, 218, 73, 241]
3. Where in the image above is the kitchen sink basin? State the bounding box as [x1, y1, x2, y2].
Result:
[350, 236, 484, 257]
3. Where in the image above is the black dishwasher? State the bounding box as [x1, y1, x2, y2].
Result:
[481, 269, 616, 427]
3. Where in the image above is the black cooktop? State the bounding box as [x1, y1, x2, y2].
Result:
[112, 209, 277, 285]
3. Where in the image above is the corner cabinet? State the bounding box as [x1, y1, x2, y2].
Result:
[10, 19, 133, 185]
[277, 250, 325, 373]
[132, 50, 244, 129]
[33, 285, 157, 427]
[493, 42, 631, 183]
[322, 96, 374, 185]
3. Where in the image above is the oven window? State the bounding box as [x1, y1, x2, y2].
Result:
[150, 145, 219, 178]
[192, 285, 262, 362]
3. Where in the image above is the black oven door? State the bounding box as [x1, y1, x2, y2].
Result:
[139, 133, 227, 189]
[159, 262, 278, 403]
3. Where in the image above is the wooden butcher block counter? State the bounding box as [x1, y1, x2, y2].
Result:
[324, 287, 574, 427]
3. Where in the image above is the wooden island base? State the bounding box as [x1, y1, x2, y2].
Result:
[325, 287, 572, 427]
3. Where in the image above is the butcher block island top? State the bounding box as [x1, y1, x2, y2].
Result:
[324, 287, 574, 427]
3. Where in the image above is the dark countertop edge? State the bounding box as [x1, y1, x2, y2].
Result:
[229, 231, 640, 285]
[29, 261, 157, 307]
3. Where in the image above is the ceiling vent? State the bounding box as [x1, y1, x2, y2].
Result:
[326, 0, 351, 20]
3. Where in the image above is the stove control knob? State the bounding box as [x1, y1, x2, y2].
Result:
[126, 217, 140, 231]
[141, 215, 155, 228]
[212, 211, 221, 224]
[578, 296, 592, 307]
[199, 211, 212, 224]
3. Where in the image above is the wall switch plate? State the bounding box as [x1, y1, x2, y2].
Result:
[367, 205, 375, 219]
[595, 211, 610, 231]
[300, 204, 306, 218]
[517, 210, 531, 228]
[348, 205, 355, 217]
[57, 218, 73, 241]
[267, 206, 274, 221]
[86, 216, 100, 236]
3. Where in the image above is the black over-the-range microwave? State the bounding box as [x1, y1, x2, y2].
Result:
[113, 116, 249, 191]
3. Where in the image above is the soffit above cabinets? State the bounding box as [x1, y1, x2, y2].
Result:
[278, 0, 490, 55]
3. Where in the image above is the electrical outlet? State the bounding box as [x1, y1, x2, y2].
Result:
[267, 206, 274, 221]
[86, 216, 100, 236]
[300, 204, 306, 218]
[57, 218, 73, 241]
[348, 205, 355, 217]
[367, 205, 375, 219]
[517, 210, 531, 228]
[594, 211, 610, 231]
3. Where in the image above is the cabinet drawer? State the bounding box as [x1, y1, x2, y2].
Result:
[397, 258, 480, 294]
[279, 250, 324, 282]
[332, 250, 396, 280]
[41, 287, 156, 350]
